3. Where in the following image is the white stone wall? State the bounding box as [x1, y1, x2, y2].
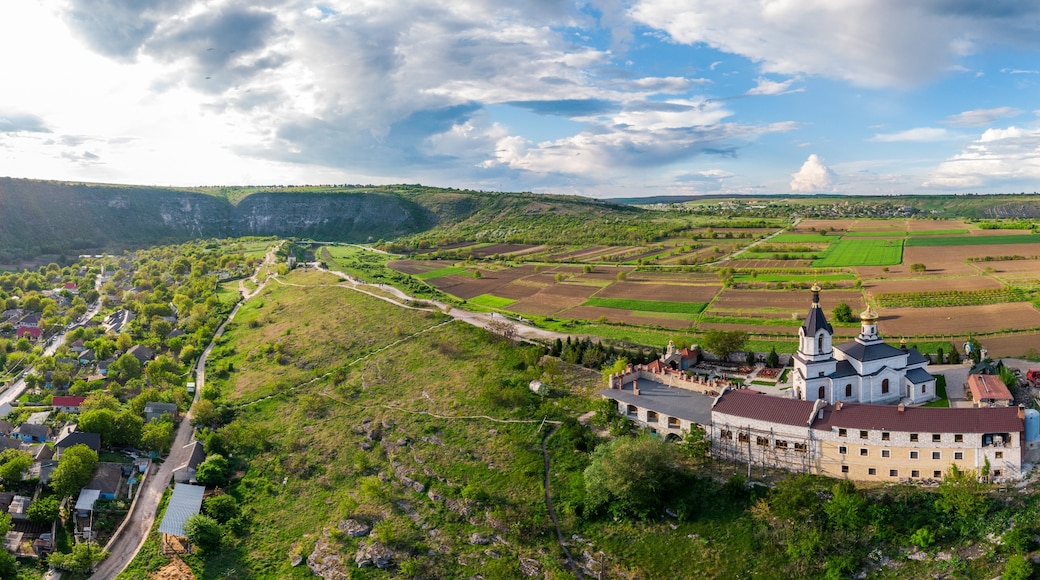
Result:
[711, 412, 816, 473]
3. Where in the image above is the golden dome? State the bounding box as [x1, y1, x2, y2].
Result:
[859, 306, 878, 321]
[810, 283, 822, 293]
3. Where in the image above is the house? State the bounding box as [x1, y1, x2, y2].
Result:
[68, 339, 87, 354]
[599, 373, 715, 438]
[104, 309, 135, 334]
[16, 327, 42, 341]
[8, 496, 30, 520]
[52, 396, 87, 414]
[63, 282, 78, 295]
[55, 431, 101, 458]
[78, 349, 96, 365]
[11, 423, 51, 443]
[659, 340, 700, 371]
[173, 441, 206, 484]
[127, 344, 155, 365]
[144, 402, 178, 423]
[967, 374, 1014, 407]
[74, 489, 101, 519]
[86, 463, 125, 500]
[16, 313, 40, 329]
[97, 359, 112, 376]
[0, 421, 13, 437]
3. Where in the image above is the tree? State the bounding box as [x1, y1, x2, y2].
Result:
[745, 350, 756, 366]
[1004, 554, 1033, 580]
[701, 329, 748, 362]
[935, 464, 988, 527]
[115, 332, 133, 352]
[48, 542, 108, 574]
[27, 496, 61, 524]
[140, 419, 174, 453]
[583, 436, 684, 520]
[910, 263, 926, 273]
[203, 494, 240, 524]
[51, 444, 99, 498]
[191, 399, 218, 427]
[183, 514, 222, 550]
[0, 448, 32, 483]
[78, 408, 117, 445]
[196, 454, 231, 487]
[823, 480, 867, 532]
[109, 352, 142, 381]
[80, 391, 120, 413]
[113, 410, 145, 447]
[766, 347, 780, 369]
[832, 302, 855, 323]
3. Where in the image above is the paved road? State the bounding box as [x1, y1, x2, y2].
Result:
[90, 246, 280, 579]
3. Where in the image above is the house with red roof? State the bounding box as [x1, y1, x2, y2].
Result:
[967, 374, 1014, 407]
[16, 327, 42, 341]
[52, 396, 87, 414]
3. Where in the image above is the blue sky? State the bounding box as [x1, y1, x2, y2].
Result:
[1, 1, 1039, 198]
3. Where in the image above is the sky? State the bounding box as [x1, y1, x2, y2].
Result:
[1, 1, 1039, 198]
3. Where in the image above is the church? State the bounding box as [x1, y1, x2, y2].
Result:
[792, 285, 935, 405]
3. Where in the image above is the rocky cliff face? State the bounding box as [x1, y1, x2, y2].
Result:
[0, 178, 435, 261]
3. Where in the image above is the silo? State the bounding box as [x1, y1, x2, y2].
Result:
[1026, 409, 1040, 443]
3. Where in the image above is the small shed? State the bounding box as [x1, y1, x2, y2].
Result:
[74, 489, 101, 518]
[159, 484, 206, 554]
[144, 402, 178, 423]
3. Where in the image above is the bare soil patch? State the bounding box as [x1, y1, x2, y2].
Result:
[877, 303, 1040, 337]
[975, 333, 1040, 358]
[508, 283, 601, 315]
[561, 306, 692, 329]
[795, 219, 856, 232]
[596, 282, 721, 303]
[547, 246, 609, 260]
[724, 259, 815, 269]
[469, 243, 539, 257]
[388, 260, 442, 275]
[150, 557, 194, 579]
[865, 277, 1003, 294]
[711, 289, 865, 312]
[629, 271, 721, 283]
[973, 258, 1040, 274]
[907, 220, 969, 232]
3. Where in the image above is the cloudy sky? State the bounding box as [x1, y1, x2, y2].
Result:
[2, 1, 1039, 198]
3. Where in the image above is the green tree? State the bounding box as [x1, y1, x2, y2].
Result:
[183, 514, 222, 550]
[766, 347, 780, 368]
[113, 410, 145, 447]
[701, 329, 748, 362]
[196, 453, 231, 487]
[27, 496, 61, 524]
[51, 444, 99, 498]
[110, 352, 142, 381]
[823, 480, 867, 532]
[583, 436, 683, 520]
[935, 464, 988, 527]
[78, 408, 117, 445]
[80, 391, 120, 413]
[832, 302, 855, 323]
[115, 332, 133, 352]
[1004, 554, 1033, 580]
[48, 542, 108, 574]
[0, 448, 32, 483]
[202, 494, 240, 524]
[140, 419, 174, 453]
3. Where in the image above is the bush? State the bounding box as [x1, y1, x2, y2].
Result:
[183, 514, 222, 550]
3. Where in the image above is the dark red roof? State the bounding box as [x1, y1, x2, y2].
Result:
[645, 360, 664, 373]
[52, 396, 86, 408]
[967, 374, 1013, 402]
[712, 389, 818, 427]
[16, 327, 42, 339]
[814, 402, 1022, 434]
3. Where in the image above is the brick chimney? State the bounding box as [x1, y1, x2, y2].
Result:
[633, 378, 640, 396]
[898, 403, 905, 413]
[1019, 403, 1026, 420]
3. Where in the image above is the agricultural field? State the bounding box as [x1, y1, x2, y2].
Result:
[812, 238, 903, 267]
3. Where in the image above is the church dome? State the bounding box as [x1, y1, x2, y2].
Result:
[860, 306, 878, 321]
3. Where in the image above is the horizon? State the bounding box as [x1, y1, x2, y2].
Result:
[2, 2, 1039, 198]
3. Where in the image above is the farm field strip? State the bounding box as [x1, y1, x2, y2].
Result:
[769, 233, 835, 243]
[466, 294, 517, 308]
[582, 297, 708, 314]
[906, 234, 1040, 247]
[813, 238, 903, 267]
[875, 287, 1027, 308]
[415, 265, 473, 280]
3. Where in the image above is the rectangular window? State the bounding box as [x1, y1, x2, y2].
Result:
[889, 469, 898, 477]
[932, 451, 941, 460]
[912, 470, 920, 478]
[838, 428, 847, 437]
[882, 432, 890, 441]
[794, 442, 807, 452]
[932, 434, 941, 442]
[756, 436, 769, 447]
[910, 433, 919, 442]
[839, 446, 847, 455]
[996, 451, 1003, 459]
[868, 468, 876, 476]
[881, 450, 890, 458]
[910, 451, 919, 459]
[859, 448, 868, 457]
[934, 470, 942, 478]
[954, 434, 963, 443]
[775, 440, 788, 449]
[841, 465, 849, 473]
[994, 470, 1002, 477]
[860, 430, 868, 439]
[721, 430, 733, 440]
[954, 452, 963, 460]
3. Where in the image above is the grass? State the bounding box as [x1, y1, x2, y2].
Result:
[414, 265, 473, 280]
[582, 297, 708, 315]
[924, 375, 950, 407]
[906, 233, 1040, 247]
[840, 230, 906, 237]
[770, 234, 834, 243]
[812, 238, 903, 267]
[466, 294, 517, 308]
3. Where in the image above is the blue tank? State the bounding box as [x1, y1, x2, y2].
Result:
[1025, 409, 1040, 442]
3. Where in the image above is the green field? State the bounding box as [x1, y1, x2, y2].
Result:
[812, 238, 903, 267]
[467, 294, 517, 308]
[415, 265, 472, 280]
[906, 234, 1040, 247]
[583, 297, 708, 314]
[769, 233, 834, 243]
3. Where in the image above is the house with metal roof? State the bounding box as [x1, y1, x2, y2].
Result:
[793, 285, 936, 406]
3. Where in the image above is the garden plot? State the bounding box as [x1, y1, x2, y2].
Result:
[560, 305, 695, 329]
[876, 303, 1040, 337]
[595, 282, 721, 303]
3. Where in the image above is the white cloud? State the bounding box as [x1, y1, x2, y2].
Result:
[943, 107, 1022, 127]
[790, 154, 836, 192]
[870, 127, 950, 142]
[924, 126, 1040, 189]
[630, 1, 1040, 88]
[745, 77, 801, 96]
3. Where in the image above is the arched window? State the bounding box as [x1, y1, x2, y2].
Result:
[818, 386, 826, 400]
[881, 378, 890, 394]
[818, 334, 824, 351]
[845, 384, 852, 397]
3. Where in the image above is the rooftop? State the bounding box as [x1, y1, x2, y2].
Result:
[158, 484, 205, 538]
[967, 374, 1014, 402]
[598, 377, 715, 426]
[814, 402, 1022, 433]
[712, 389, 818, 428]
